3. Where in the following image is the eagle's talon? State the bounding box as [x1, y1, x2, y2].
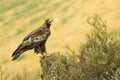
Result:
[42, 55, 45, 58]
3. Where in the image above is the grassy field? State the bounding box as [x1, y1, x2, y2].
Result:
[0, 0, 120, 79]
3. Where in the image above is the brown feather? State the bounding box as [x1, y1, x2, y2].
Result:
[12, 18, 52, 60]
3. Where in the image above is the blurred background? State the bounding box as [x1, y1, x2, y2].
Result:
[0, 0, 120, 79]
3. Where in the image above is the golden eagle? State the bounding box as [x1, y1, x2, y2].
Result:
[12, 18, 53, 60]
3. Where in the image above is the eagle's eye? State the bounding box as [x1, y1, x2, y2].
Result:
[45, 18, 53, 25]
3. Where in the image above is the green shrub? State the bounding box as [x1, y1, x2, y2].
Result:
[40, 14, 120, 80]
[79, 14, 120, 80]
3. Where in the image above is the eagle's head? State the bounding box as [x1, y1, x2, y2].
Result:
[45, 18, 53, 27]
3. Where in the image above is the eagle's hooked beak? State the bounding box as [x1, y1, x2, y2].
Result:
[45, 18, 53, 25]
[48, 19, 53, 24]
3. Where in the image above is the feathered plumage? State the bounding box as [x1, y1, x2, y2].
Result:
[12, 18, 53, 60]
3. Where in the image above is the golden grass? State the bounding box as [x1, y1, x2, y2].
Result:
[0, 0, 120, 79]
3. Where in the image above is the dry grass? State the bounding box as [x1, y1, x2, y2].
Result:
[0, 0, 120, 80]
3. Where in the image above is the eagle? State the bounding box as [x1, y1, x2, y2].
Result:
[12, 18, 53, 60]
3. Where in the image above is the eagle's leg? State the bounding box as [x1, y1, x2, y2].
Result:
[34, 46, 40, 54]
[40, 45, 47, 58]
[34, 45, 47, 58]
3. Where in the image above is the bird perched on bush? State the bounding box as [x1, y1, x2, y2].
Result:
[12, 18, 53, 60]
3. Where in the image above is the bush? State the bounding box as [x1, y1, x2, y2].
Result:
[40, 14, 120, 80]
[79, 14, 120, 80]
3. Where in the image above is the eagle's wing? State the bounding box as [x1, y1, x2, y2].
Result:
[23, 27, 43, 41]
[12, 28, 49, 60]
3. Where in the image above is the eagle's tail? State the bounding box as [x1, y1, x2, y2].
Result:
[12, 43, 25, 61]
